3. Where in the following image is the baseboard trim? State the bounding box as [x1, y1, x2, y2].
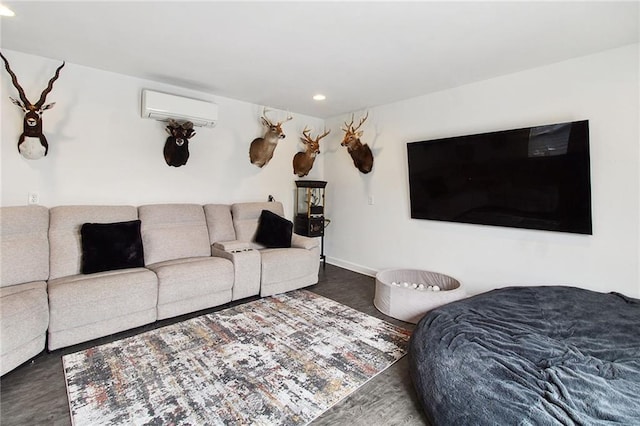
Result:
[325, 257, 378, 278]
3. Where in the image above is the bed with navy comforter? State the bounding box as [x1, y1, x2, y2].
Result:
[408, 286, 640, 425]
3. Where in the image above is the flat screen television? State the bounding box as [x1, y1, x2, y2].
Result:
[407, 120, 592, 234]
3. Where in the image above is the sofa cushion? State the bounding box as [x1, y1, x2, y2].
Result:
[0, 281, 46, 298]
[255, 210, 293, 248]
[81, 220, 144, 274]
[47, 268, 157, 332]
[0, 281, 48, 360]
[138, 204, 211, 265]
[291, 234, 320, 250]
[147, 256, 234, 319]
[49, 206, 138, 280]
[231, 202, 285, 248]
[0, 205, 49, 287]
[260, 248, 316, 285]
[203, 204, 236, 244]
[147, 256, 234, 304]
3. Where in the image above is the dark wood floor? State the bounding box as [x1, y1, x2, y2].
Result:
[0, 264, 429, 425]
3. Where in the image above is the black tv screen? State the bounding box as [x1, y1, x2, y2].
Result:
[407, 120, 592, 234]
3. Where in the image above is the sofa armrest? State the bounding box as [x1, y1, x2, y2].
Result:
[213, 240, 252, 253]
[211, 244, 261, 301]
[291, 234, 320, 250]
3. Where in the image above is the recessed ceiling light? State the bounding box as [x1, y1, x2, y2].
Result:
[0, 4, 15, 17]
[313, 94, 326, 101]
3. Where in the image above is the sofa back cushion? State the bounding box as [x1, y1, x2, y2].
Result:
[0, 205, 50, 287]
[203, 204, 236, 244]
[138, 204, 211, 265]
[49, 206, 138, 280]
[231, 202, 285, 249]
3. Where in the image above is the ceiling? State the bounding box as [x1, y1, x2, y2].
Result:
[1, 1, 638, 119]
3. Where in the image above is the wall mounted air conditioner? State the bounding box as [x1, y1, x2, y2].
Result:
[141, 90, 218, 127]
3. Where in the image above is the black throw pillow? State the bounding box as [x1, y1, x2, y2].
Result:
[254, 210, 293, 248]
[81, 220, 145, 274]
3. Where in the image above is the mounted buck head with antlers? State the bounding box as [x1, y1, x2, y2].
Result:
[1, 51, 65, 160]
[249, 107, 293, 168]
[164, 119, 196, 167]
[341, 112, 373, 174]
[293, 126, 330, 177]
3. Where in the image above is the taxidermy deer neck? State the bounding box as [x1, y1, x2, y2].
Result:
[249, 107, 293, 168]
[341, 112, 374, 174]
[293, 126, 330, 177]
[0, 51, 65, 159]
[164, 119, 196, 167]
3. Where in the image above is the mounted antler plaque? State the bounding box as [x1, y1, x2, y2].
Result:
[293, 126, 330, 177]
[341, 112, 373, 174]
[1, 51, 65, 160]
[164, 119, 196, 167]
[249, 108, 293, 168]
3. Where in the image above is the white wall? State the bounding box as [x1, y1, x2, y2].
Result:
[3, 46, 639, 298]
[324, 44, 640, 298]
[0, 49, 324, 218]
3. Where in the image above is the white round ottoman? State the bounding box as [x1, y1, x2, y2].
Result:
[374, 269, 466, 324]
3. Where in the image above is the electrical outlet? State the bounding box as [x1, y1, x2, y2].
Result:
[368, 195, 375, 205]
[28, 192, 40, 205]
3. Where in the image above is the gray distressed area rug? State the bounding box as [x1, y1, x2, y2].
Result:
[63, 290, 411, 425]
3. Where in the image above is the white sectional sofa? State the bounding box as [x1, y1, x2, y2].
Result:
[0, 201, 320, 375]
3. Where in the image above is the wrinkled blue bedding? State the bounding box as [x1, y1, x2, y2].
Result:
[408, 286, 640, 425]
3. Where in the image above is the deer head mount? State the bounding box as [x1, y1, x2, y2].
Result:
[341, 112, 373, 174]
[164, 119, 196, 167]
[249, 107, 293, 168]
[293, 126, 330, 177]
[0, 51, 65, 160]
